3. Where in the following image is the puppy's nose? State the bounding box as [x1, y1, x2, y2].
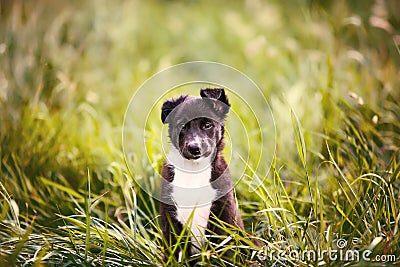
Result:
[188, 143, 201, 156]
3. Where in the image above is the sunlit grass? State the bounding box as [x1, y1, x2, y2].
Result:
[0, 0, 399, 266]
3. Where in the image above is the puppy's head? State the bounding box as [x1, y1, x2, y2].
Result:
[161, 88, 230, 160]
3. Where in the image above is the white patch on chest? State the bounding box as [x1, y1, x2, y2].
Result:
[167, 147, 217, 252]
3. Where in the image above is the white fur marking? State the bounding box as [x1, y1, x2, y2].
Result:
[167, 147, 216, 252]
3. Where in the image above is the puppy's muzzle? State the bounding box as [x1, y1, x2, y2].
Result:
[187, 142, 201, 158]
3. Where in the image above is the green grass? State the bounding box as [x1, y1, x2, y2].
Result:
[0, 0, 399, 266]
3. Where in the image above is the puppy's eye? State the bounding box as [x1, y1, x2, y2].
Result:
[202, 121, 214, 130]
[178, 123, 188, 130]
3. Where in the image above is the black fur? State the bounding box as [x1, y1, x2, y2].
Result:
[160, 88, 246, 262]
[200, 88, 230, 117]
[161, 95, 188, 124]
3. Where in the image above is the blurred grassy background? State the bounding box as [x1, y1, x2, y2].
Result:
[0, 0, 399, 265]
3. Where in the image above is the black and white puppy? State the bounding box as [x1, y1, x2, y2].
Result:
[160, 88, 244, 260]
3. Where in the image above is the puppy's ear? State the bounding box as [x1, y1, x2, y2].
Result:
[200, 88, 230, 116]
[161, 95, 187, 124]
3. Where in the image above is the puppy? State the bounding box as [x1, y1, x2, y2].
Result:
[159, 88, 245, 261]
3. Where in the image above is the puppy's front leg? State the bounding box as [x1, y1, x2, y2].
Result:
[160, 204, 188, 261]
